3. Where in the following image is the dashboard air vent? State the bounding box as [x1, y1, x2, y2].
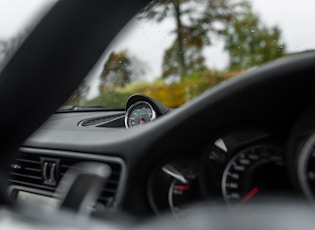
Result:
[9, 152, 53, 192]
[79, 114, 124, 127]
[8, 148, 126, 211]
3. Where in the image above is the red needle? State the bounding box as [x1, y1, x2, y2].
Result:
[242, 187, 259, 203]
[175, 185, 190, 191]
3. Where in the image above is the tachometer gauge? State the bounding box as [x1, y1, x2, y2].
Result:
[125, 101, 156, 128]
[222, 145, 290, 206]
[201, 131, 294, 207]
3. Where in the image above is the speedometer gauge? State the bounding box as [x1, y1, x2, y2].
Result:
[222, 145, 290, 206]
[125, 101, 156, 128]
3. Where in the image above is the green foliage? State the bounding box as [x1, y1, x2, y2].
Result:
[162, 35, 207, 79]
[69, 0, 286, 108]
[84, 69, 242, 108]
[99, 51, 133, 91]
[142, 0, 247, 80]
[83, 91, 132, 109]
[224, 4, 285, 70]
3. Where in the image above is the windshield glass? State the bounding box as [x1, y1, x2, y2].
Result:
[1, 0, 314, 109]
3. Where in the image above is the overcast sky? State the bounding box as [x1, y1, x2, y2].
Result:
[0, 0, 53, 38]
[1, 1, 314, 52]
[0, 0, 315, 98]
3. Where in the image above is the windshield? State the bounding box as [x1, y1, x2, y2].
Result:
[1, 0, 315, 109]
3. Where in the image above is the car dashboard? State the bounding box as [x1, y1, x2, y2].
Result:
[7, 52, 315, 220]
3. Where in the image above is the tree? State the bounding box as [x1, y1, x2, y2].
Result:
[162, 38, 206, 79]
[224, 4, 285, 70]
[141, 0, 248, 79]
[141, 0, 188, 78]
[99, 51, 147, 93]
[100, 51, 132, 92]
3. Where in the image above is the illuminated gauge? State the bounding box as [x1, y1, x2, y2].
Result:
[125, 101, 156, 128]
[297, 133, 315, 201]
[222, 145, 291, 206]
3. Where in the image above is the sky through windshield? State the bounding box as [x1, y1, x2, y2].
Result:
[0, 0, 314, 103]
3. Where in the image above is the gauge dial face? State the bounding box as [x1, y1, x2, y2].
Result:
[148, 161, 200, 217]
[222, 145, 290, 206]
[168, 167, 198, 218]
[125, 101, 156, 128]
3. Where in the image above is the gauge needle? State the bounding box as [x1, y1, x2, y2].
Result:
[242, 187, 259, 203]
[175, 185, 190, 191]
[162, 164, 187, 183]
[140, 118, 145, 125]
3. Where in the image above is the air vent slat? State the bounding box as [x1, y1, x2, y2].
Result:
[9, 179, 55, 191]
[9, 172, 41, 180]
[101, 187, 116, 193]
[25, 168, 41, 172]
[98, 196, 112, 203]
[16, 159, 41, 164]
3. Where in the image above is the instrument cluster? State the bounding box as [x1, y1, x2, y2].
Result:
[148, 105, 315, 216]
